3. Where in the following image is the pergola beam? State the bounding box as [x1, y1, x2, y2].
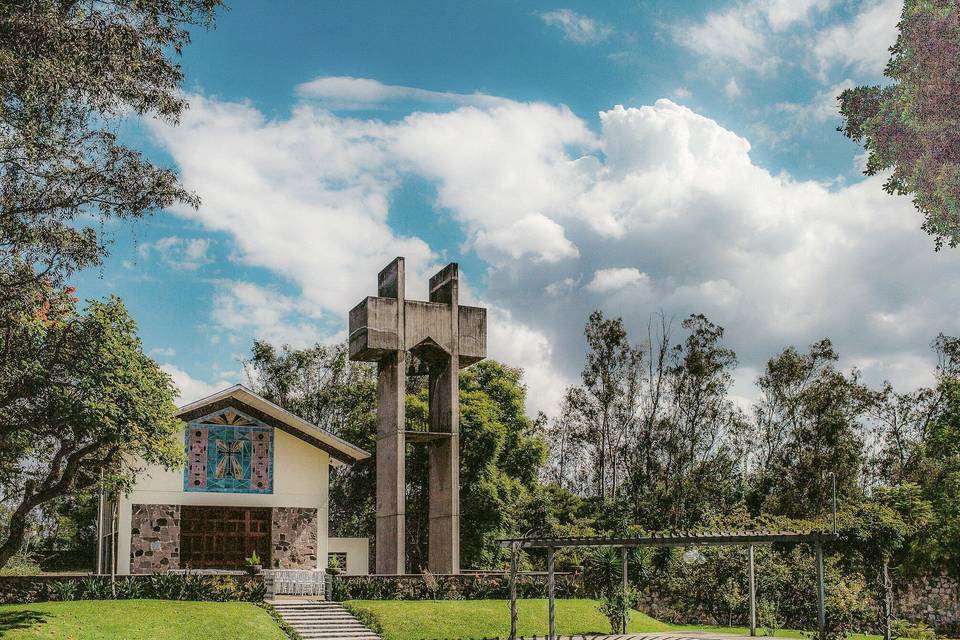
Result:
[497, 532, 839, 549]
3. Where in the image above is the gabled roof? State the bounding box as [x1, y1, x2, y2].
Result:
[177, 384, 370, 465]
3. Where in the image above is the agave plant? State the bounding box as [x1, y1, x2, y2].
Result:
[114, 577, 145, 600]
[48, 580, 79, 602]
[80, 577, 113, 600]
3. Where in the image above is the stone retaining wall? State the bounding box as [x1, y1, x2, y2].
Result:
[896, 574, 960, 635]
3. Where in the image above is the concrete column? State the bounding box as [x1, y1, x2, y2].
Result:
[375, 259, 406, 575]
[428, 264, 460, 574]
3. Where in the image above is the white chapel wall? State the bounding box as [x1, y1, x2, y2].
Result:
[116, 427, 330, 574]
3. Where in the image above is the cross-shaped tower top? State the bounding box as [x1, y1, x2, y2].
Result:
[348, 257, 486, 575]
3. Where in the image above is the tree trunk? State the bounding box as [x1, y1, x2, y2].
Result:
[0, 497, 35, 568]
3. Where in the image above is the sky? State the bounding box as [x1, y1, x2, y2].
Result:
[75, 0, 960, 415]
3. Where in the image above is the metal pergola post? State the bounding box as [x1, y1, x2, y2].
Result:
[95, 470, 105, 575]
[547, 546, 556, 640]
[621, 546, 629, 633]
[748, 544, 756, 637]
[509, 541, 519, 640]
[816, 542, 826, 637]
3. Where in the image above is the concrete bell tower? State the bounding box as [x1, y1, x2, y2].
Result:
[348, 257, 487, 574]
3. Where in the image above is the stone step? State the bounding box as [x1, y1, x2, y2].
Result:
[295, 632, 376, 635]
[273, 601, 379, 640]
[286, 619, 368, 624]
[298, 635, 379, 640]
[297, 629, 379, 638]
[277, 612, 357, 617]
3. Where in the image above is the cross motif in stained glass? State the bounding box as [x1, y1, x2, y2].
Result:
[215, 439, 245, 479]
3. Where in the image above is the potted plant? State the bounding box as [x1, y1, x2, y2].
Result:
[326, 554, 341, 576]
[244, 551, 262, 576]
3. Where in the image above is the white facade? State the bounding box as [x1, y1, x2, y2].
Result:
[327, 537, 370, 576]
[111, 385, 370, 576]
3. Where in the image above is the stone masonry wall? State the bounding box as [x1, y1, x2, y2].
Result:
[271, 507, 318, 569]
[130, 504, 180, 574]
[896, 574, 960, 635]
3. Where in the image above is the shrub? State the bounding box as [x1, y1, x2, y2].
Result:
[892, 619, 938, 640]
[114, 577, 145, 599]
[332, 573, 584, 601]
[758, 599, 784, 637]
[422, 569, 439, 601]
[598, 584, 640, 634]
[0, 551, 42, 576]
[47, 580, 79, 602]
[80, 576, 113, 600]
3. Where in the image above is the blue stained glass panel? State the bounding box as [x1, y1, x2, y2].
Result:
[183, 409, 273, 494]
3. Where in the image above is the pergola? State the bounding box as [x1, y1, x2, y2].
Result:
[498, 531, 840, 640]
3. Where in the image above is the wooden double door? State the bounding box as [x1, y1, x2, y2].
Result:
[180, 506, 272, 570]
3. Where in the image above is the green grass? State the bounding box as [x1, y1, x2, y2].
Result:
[343, 599, 886, 640]
[0, 599, 289, 639]
[344, 598, 661, 639]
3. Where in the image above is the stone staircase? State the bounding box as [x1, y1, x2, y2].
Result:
[271, 600, 380, 640]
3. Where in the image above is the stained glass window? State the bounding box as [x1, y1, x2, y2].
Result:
[184, 407, 273, 494]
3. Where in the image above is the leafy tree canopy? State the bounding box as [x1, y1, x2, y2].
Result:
[838, 0, 960, 248]
[0, 288, 182, 567]
[0, 0, 221, 572]
[0, 0, 220, 294]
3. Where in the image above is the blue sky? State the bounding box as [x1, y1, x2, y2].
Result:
[75, 0, 960, 413]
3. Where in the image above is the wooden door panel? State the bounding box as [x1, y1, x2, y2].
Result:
[180, 506, 272, 569]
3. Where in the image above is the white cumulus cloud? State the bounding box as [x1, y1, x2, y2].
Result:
[150, 80, 959, 416]
[586, 268, 650, 293]
[540, 9, 612, 44]
[138, 236, 213, 271]
[810, 0, 901, 80]
[295, 76, 505, 110]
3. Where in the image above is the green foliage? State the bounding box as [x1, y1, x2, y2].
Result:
[837, 0, 960, 248]
[550, 313, 747, 531]
[0, 292, 183, 568]
[46, 580, 79, 602]
[750, 339, 865, 518]
[246, 551, 261, 567]
[0, 551, 41, 576]
[598, 584, 641, 633]
[114, 577, 146, 600]
[0, 0, 220, 293]
[583, 547, 624, 596]
[759, 599, 785, 637]
[892, 619, 939, 640]
[332, 573, 583, 601]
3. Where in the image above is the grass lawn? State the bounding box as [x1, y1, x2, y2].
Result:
[0, 599, 288, 640]
[343, 599, 886, 640]
[344, 598, 659, 639]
